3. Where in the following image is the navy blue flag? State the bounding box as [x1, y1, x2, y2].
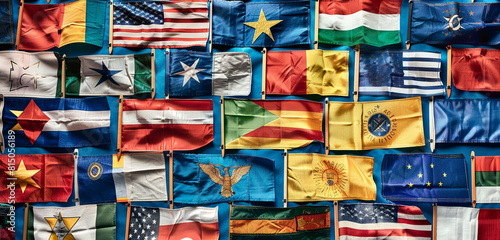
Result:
[0, 0, 13, 46]
[411, 0, 500, 45]
[434, 99, 500, 143]
[212, 0, 310, 47]
[77, 155, 116, 204]
[382, 153, 470, 203]
[168, 51, 213, 97]
[359, 50, 445, 97]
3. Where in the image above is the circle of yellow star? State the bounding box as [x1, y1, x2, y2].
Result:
[407, 164, 412, 169]
[244, 9, 283, 44]
[4, 160, 40, 193]
[418, 173, 423, 178]
[426, 181, 431, 187]
[430, 163, 434, 168]
[443, 172, 447, 177]
[439, 182, 443, 187]
[408, 182, 414, 188]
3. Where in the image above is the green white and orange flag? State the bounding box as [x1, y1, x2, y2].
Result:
[476, 156, 500, 203]
[224, 99, 323, 149]
[318, 0, 401, 47]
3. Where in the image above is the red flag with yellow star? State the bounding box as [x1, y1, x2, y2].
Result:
[0, 154, 74, 203]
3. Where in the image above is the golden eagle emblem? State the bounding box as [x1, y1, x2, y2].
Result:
[199, 163, 251, 198]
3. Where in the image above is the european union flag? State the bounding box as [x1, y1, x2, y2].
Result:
[167, 51, 212, 97]
[0, 0, 13, 46]
[77, 155, 116, 204]
[212, 0, 310, 47]
[411, 0, 500, 45]
[382, 153, 470, 203]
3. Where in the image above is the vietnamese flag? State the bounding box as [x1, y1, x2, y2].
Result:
[0, 154, 73, 203]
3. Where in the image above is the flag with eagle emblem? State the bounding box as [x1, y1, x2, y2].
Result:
[173, 153, 275, 204]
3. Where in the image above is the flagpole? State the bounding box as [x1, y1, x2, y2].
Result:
[151, 49, 156, 98]
[406, 0, 413, 50]
[261, 47, 267, 99]
[471, 151, 476, 208]
[283, 149, 288, 208]
[73, 149, 80, 206]
[61, 54, 66, 98]
[165, 49, 170, 99]
[15, 0, 24, 51]
[169, 150, 174, 209]
[124, 202, 131, 240]
[116, 95, 124, 160]
[325, 98, 329, 155]
[109, 1, 114, 54]
[446, 45, 452, 98]
[432, 203, 437, 240]
[209, 0, 213, 53]
[429, 97, 435, 152]
[0, 95, 4, 154]
[334, 201, 339, 240]
[220, 96, 225, 157]
[353, 45, 360, 102]
[314, 0, 319, 49]
[23, 203, 29, 240]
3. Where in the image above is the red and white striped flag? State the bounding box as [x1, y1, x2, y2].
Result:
[339, 203, 432, 239]
[112, 1, 209, 48]
[121, 99, 213, 151]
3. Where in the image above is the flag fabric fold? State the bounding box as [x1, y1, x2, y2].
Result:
[19, 0, 106, 51]
[339, 203, 432, 239]
[287, 153, 376, 202]
[1, 97, 111, 148]
[77, 155, 116, 204]
[266, 49, 349, 96]
[319, 0, 401, 47]
[0, 0, 13, 46]
[329, 97, 425, 150]
[434, 99, 500, 143]
[212, 0, 310, 47]
[121, 99, 213, 151]
[452, 48, 500, 92]
[167, 51, 251, 97]
[411, 0, 500, 45]
[0, 154, 73, 203]
[112, 1, 209, 48]
[475, 156, 500, 203]
[436, 206, 479, 240]
[359, 50, 445, 97]
[224, 99, 323, 150]
[65, 54, 152, 96]
[382, 153, 471, 203]
[230, 205, 330, 240]
[173, 153, 275, 204]
[129, 206, 219, 240]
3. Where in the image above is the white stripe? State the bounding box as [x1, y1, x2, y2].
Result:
[113, 31, 208, 39]
[404, 79, 442, 87]
[339, 221, 432, 231]
[403, 61, 440, 69]
[123, 110, 213, 125]
[318, 11, 400, 31]
[41, 110, 110, 132]
[397, 213, 428, 221]
[476, 186, 500, 203]
[403, 70, 440, 79]
[113, 40, 207, 47]
[403, 52, 440, 59]
[159, 206, 218, 225]
[359, 86, 444, 95]
[114, 22, 209, 30]
[162, 12, 208, 19]
[340, 236, 430, 240]
[162, 1, 207, 9]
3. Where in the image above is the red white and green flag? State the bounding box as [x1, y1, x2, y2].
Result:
[476, 156, 500, 203]
[318, 0, 401, 47]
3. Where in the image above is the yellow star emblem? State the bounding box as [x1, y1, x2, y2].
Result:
[45, 212, 80, 240]
[439, 181, 443, 187]
[407, 164, 412, 169]
[426, 181, 431, 187]
[244, 9, 282, 44]
[4, 160, 40, 193]
[430, 163, 434, 168]
[418, 173, 423, 178]
[408, 182, 413, 188]
[443, 172, 447, 177]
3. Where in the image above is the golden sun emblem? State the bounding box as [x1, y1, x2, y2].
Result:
[312, 160, 347, 198]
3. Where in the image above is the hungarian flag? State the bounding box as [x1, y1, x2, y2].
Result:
[128, 206, 219, 240]
[224, 99, 323, 150]
[1, 97, 111, 148]
[266, 50, 349, 96]
[18, 0, 105, 51]
[0, 51, 61, 98]
[452, 48, 500, 92]
[287, 153, 376, 202]
[27, 203, 116, 240]
[475, 156, 500, 203]
[121, 99, 213, 151]
[230, 205, 330, 240]
[65, 54, 152, 96]
[0, 154, 73, 203]
[318, 0, 401, 47]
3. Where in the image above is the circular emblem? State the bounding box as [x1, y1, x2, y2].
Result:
[322, 169, 338, 186]
[87, 162, 103, 181]
[367, 113, 391, 137]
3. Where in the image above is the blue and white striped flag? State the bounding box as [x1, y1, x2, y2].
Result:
[359, 50, 444, 97]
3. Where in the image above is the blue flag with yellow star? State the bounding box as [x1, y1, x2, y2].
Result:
[381, 153, 471, 203]
[411, 0, 500, 45]
[212, 0, 310, 47]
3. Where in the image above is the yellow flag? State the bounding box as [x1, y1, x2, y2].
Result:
[287, 153, 376, 201]
[328, 97, 425, 150]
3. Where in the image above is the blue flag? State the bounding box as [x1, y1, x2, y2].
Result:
[411, 0, 500, 45]
[434, 99, 500, 143]
[359, 50, 445, 97]
[78, 155, 116, 204]
[168, 51, 213, 97]
[382, 153, 470, 203]
[212, 0, 310, 47]
[0, 0, 13, 46]
[1, 97, 110, 148]
[173, 153, 275, 204]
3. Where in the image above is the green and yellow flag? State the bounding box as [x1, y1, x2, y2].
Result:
[329, 97, 424, 150]
[224, 99, 323, 149]
[287, 153, 376, 202]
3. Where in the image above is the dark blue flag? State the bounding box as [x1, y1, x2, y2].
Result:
[212, 0, 310, 47]
[167, 51, 212, 97]
[77, 155, 116, 204]
[411, 0, 500, 45]
[382, 153, 470, 203]
[0, 0, 13, 46]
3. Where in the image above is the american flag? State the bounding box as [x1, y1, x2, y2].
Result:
[113, 1, 209, 48]
[339, 203, 432, 240]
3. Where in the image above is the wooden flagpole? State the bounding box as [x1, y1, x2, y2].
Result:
[165, 49, 170, 99]
[283, 149, 288, 208]
[325, 98, 330, 155]
[0, 94, 4, 154]
[15, 0, 24, 51]
[209, 0, 213, 53]
[353, 45, 360, 102]
[109, 1, 114, 54]
[446, 45, 452, 98]
[432, 203, 437, 240]
[116, 95, 124, 160]
[61, 54, 66, 98]
[314, 0, 319, 49]
[124, 202, 131, 240]
[261, 47, 267, 99]
[334, 201, 339, 240]
[151, 49, 156, 98]
[429, 97, 435, 152]
[221, 96, 225, 157]
[169, 150, 174, 209]
[23, 203, 29, 240]
[73, 149, 80, 206]
[471, 151, 476, 208]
